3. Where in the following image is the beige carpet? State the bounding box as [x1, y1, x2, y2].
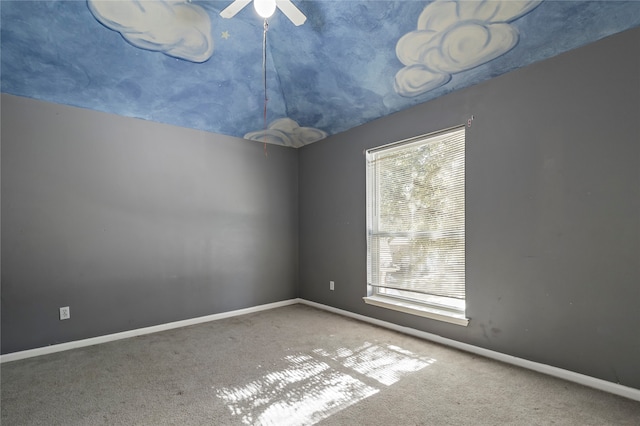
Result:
[2, 304, 639, 425]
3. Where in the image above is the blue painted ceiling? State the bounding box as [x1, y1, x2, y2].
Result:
[2, 1, 639, 147]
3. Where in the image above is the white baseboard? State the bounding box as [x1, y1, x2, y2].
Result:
[298, 299, 640, 402]
[3, 297, 638, 403]
[0, 299, 299, 364]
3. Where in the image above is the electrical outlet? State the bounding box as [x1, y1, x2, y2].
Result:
[59, 306, 70, 320]
[329, 281, 335, 291]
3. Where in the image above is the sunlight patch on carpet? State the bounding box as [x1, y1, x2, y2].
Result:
[313, 342, 436, 386]
[215, 354, 377, 425]
[214, 342, 435, 425]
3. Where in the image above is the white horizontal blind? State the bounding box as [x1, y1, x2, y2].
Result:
[367, 126, 465, 300]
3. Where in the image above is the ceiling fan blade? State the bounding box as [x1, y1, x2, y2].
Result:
[276, 0, 306, 26]
[220, 0, 252, 19]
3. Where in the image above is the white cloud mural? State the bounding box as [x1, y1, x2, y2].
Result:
[88, 0, 214, 63]
[244, 118, 327, 148]
[395, 0, 542, 97]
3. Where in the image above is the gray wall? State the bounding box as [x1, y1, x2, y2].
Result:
[1, 94, 299, 354]
[299, 27, 640, 390]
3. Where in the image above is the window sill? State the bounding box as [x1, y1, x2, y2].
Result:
[363, 295, 469, 326]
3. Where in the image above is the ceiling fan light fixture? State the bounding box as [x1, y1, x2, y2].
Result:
[254, 0, 276, 18]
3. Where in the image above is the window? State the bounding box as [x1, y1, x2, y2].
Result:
[364, 126, 468, 326]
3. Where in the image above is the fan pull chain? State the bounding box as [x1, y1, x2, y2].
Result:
[262, 18, 269, 157]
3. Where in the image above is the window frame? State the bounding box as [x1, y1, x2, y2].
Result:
[364, 125, 469, 326]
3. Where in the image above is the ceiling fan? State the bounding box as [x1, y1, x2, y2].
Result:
[220, 0, 306, 26]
